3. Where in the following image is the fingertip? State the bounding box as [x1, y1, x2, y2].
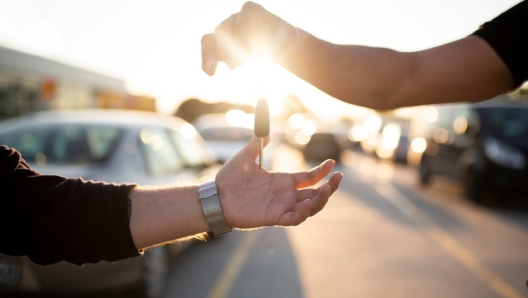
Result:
[334, 171, 344, 182]
[200, 34, 218, 75]
[202, 59, 215, 76]
[262, 135, 271, 147]
[322, 159, 335, 169]
[241, 137, 262, 159]
[328, 172, 343, 195]
[206, 59, 215, 75]
[316, 159, 335, 176]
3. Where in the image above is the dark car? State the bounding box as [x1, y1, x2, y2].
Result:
[410, 100, 528, 203]
[0, 110, 220, 298]
[303, 132, 342, 162]
[376, 121, 410, 163]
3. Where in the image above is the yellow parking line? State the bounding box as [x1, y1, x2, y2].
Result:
[375, 183, 523, 298]
[208, 231, 259, 298]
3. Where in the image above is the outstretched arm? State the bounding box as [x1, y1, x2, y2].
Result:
[201, 1, 514, 110]
[129, 136, 343, 250]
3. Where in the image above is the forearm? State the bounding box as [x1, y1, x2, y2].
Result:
[280, 31, 513, 109]
[281, 29, 412, 109]
[203, 2, 517, 109]
[1, 137, 342, 266]
[128, 137, 343, 251]
[128, 185, 209, 250]
[1, 151, 139, 266]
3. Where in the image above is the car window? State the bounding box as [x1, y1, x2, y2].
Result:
[199, 127, 253, 142]
[478, 108, 528, 141]
[168, 126, 213, 167]
[124, 142, 146, 173]
[139, 127, 184, 174]
[0, 125, 121, 164]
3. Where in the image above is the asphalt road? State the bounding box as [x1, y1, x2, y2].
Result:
[163, 146, 528, 298]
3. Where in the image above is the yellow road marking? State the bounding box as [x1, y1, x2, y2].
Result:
[208, 231, 259, 298]
[375, 183, 523, 298]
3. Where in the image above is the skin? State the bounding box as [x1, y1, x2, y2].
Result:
[129, 136, 343, 250]
[201, 1, 515, 110]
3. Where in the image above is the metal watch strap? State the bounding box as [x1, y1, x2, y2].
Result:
[198, 181, 232, 236]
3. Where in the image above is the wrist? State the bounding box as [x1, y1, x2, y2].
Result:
[129, 185, 210, 250]
[271, 23, 301, 63]
[198, 181, 232, 236]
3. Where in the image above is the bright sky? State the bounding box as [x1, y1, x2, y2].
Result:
[0, 0, 522, 118]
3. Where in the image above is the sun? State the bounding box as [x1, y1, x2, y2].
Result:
[211, 54, 288, 116]
[244, 56, 277, 99]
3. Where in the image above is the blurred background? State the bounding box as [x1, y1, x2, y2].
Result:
[0, 0, 527, 298]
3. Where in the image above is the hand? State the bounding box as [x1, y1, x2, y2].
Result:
[201, 1, 299, 75]
[215, 136, 343, 229]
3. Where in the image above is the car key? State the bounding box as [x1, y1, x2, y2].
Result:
[254, 98, 270, 169]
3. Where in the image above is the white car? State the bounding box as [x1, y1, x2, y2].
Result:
[198, 125, 254, 163]
[194, 113, 273, 169]
[0, 109, 220, 298]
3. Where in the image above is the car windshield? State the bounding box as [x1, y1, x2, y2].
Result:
[0, 125, 122, 165]
[478, 107, 528, 142]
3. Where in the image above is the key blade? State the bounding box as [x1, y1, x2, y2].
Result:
[254, 98, 270, 137]
[259, 138, 264, 169]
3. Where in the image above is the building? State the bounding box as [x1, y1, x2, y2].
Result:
[0, 46, 155, 120]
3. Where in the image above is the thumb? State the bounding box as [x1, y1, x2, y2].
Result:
[241, 136, 270, 159]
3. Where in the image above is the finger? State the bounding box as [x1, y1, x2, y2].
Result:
[292, 159, 335, 189]
[214, 13, 248, 68]
[309, 172, 343, 216]
[309, 183, 331, 216]
[239, 136, 270, 160]
[277, 199, 311, 226]
[328, 172, 343, 196]
[201, 34, 218, 76]
[295, 184, 330, 216]
[295, 171, 342, 201]
[235, 2, 266, 55]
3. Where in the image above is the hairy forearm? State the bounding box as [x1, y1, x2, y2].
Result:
[128, 185, 209, 250]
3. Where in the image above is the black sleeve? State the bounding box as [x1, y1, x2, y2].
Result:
[472, 1, 528, 88]
[0, 145, 140, 266]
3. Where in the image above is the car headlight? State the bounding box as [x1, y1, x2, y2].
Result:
[484, 138, 526, 170]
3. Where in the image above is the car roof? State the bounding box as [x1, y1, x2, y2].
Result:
[0, 109, 189, 131]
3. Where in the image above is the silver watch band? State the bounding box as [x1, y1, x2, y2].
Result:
[198, 181, 232, 236]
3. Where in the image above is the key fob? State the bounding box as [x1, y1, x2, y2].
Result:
[254, 99, 270, 137]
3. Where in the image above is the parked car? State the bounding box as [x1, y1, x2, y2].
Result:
[0, 109, 220, 298]
[409, 100, 528, 203]
[303, 132, 342, 163]
[198, 125, 253, 164]
[375, 121, 409, 163]
[194, 112, 274, 169]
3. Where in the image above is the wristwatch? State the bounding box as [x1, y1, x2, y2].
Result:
[198, 181, 232, 236]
